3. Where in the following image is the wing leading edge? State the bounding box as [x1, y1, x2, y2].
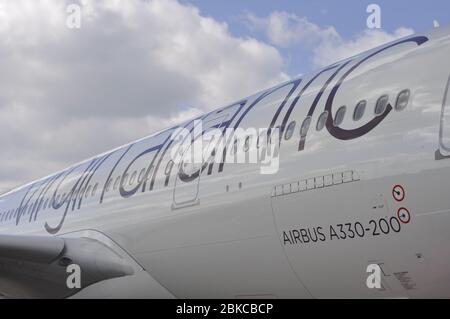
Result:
[0, 234, 135, 298]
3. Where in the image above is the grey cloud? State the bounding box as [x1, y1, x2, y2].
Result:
[0, 0, 288, 189]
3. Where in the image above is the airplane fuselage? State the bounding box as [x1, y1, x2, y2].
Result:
[2, 27, 450, 298]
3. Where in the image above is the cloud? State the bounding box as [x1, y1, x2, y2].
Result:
[244, 11, 414, 67]
[244, 11, 340, 49]
[313, 27, 414, 67]
[0, 0, 288, 190]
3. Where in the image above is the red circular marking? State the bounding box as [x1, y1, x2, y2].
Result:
[397, 207, 411, 224]
[392, 185, 405, 202]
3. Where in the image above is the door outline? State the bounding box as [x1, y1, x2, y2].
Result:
[437, 75, 450, 159]
[172, 112, 229, 210]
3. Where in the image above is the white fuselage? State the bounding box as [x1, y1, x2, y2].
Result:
[2, 27, 450, 298]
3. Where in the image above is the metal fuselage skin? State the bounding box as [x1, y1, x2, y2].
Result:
[1, 27, 450, 299]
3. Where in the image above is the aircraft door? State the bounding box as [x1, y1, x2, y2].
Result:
[439, 75, 450, 157]
[172, 112, 229, 209]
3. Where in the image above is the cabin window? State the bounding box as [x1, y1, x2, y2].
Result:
[138, 168, 146, 183]
[334, 106, 346, 126]
[316, 111, 328, 131]
[257, 131, 267, 149]
[232, 139, 238, 155]
[300, 117, 312, 138]
[164, 162, 173, 176]
[285, 121, 296, 140]
[122, 173, 129, 186]
[353, 100, 366, 121]
[85, 186, 92, 198]
[395, 89, 410, 111]
[129, 171, 137, 185]
[244, 136, 251, 152]
[375, 95, 389, 115]
[78, 187, 85, 200]
[114, 176, 121, 190]
[105, 178, 112, 192]
[92, 183, 98, 197]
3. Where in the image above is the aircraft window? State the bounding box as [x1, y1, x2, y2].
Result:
[244, 136, 251, 152]
[334, 106, 346, 126]
[375, 95, 389, 115]
[257, 131, 267, 149]
[114, 176, 121, 190]
[85, 186, 92, 198]
[105, 178, 112, 192]
[232, 139, 238, 155]
[122, 173, 129, 186]
[129, 171, 137, 185]
[285, 121, 296, 140]
[164, 162, 173, 176]
[300, 117, 312, 138]
[395, 89, 410, 111]
[268, 126, 281, 145]
[92, 183, 98, 197]
[78, 187, 86, 200]
[316, 111, 328, 131]
[268, 132, 274, 145]
[138, 168, 147, 182]
[353, 100, 366, 121]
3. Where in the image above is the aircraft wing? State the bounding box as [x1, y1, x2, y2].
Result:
[0, 234, 135, 298]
